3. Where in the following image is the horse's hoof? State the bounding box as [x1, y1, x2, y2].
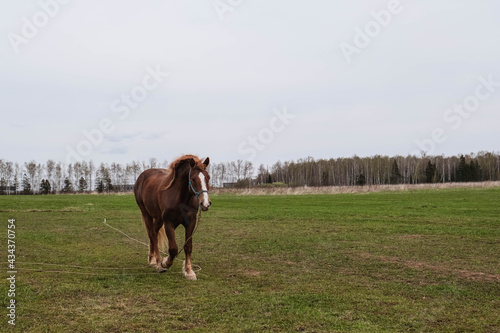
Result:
[161, 257, 173, 269]
[182, 260, 197, 280]
[157, 264, 167, 273]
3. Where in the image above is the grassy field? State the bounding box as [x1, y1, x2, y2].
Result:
[1, 187, 499, 332]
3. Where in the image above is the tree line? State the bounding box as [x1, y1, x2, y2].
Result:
[0, 158, 168, 195]
[0, 151, 499, 194]
[257, 152, 500, 187]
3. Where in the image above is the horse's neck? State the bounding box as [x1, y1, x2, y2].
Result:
[172, 166, 188, 188]
[169, 167, 193, 203]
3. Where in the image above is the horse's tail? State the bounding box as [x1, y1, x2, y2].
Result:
[157, 224, 168, 253]
[141, 216, 169, 253]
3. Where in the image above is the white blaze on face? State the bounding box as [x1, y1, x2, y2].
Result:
[198, 172, 210, 208]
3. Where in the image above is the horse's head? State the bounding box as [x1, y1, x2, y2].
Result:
[188, 157, 211, 211]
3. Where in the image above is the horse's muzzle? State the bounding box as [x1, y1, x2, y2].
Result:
[200, 201, 211, 211]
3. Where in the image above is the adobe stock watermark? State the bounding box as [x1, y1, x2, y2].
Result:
[237, 107, 295, 161]
[65, 65, 169, 163]
[340, 0, 403, 64]
[413, 74, 499, 155]
[213, 0, 244, 21]
[7, 219, 17, 326]
[7, 0, 72, 54]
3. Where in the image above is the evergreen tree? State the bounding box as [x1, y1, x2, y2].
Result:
[456, 155, 471, 182]
[469, 160, 482, 182]
[62, 178, 73, 193]
[96, 165, 113, 192]
[0, 177, 6, 195]
[45, 179, 51, 194]
[78, 177, 88, 193]
[104, 176, 113, 192]
[425, 161, 437, 183]
[356, 174, 366, 186]
[390, 160, 402, 184]
[95, 176, 104, 193]
[475, 159, 482, 181]
[40, 179, 51, 194]
[22, 174, 32, 195]
[267, 174, 273, 184]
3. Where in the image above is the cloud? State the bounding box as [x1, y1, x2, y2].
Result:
[141, 131, 169, 141]
[101, 145, 129, 155]
[105, 132, 143, 143]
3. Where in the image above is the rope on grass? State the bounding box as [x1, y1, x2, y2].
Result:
[18, 262, 147, 270]
[103, 208, 203, 258]
[16, 263, 201, 275]
[14, 214, 204, 276]
[103, 217, 150, 248]
[17, 267, 165, 276]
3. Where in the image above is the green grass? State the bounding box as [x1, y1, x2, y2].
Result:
[1, 187, 499, 332]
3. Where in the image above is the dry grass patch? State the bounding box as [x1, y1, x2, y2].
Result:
[212, 181, 500, 196]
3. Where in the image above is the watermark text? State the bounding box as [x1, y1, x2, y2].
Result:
[213, 0, 245, 21]
[65, 65, 169, 163]
[237, 107, 295, 161]
[7, 219, 16, 326]
[413, 74, 499, 155]
[8, 0, 72, 54]
[340, 0, 403, 64]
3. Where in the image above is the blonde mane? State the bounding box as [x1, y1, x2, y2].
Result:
[164, 155, 206, 190]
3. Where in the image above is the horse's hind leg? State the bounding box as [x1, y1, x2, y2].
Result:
[151, 219, 166, 273]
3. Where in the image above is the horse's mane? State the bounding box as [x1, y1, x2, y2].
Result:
[164, 155, 206, 190]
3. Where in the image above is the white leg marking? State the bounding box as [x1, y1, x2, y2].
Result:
[183, 260, 197, 280]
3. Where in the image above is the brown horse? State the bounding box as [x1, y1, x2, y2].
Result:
[134, 155, 211, 280]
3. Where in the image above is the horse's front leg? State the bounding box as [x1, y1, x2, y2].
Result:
[182, 218, 197, 280]
[160, 223, 178, 272]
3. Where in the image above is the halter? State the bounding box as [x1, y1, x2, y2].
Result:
[188, 168, 209, 199]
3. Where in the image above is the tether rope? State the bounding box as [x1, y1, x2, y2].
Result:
[102, 218, 149, 248]
[14, 211, 203, 275]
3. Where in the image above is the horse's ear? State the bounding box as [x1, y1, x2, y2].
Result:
[203, 157, 210, 167]
[189, 158, 196, 168]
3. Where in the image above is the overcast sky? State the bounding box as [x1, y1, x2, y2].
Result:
[1, 0, 499, 167]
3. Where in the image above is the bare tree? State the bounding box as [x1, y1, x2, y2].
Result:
[149, 157, 158, 169]
[25, 161, 37, 194]
[242, 161, 254, 180]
